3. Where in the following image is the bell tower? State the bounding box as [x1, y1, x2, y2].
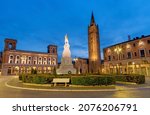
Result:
[47, 45, 57, 55]
[4, 38, 17, 51]
[88, 13, 101, 73]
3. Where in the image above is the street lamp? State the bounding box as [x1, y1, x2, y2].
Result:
[114, 46, 122, 74]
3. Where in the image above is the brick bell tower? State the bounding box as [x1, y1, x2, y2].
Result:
[4, 39, 17, 51]
[88, 13, 101, 73]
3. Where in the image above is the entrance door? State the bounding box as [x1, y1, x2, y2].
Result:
[8, 67, 11, 75]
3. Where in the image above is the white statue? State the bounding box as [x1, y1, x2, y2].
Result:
[62, 34, 71, 58]
[57, 34, 76, 74]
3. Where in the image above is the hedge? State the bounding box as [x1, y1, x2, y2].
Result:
[71, 76, 115, 86]
[115, 74, 145, 84]
[19, 74, 145, 85]
[19, 74, 55, 84]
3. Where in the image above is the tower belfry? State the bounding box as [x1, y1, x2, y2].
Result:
[88, 13, 101, 73]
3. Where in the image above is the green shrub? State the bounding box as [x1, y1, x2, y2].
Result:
[115, 74, 145, 84]
[19, 74, 23, 80]
[19, 74, 55, 84]
[71, 76, 115, 86]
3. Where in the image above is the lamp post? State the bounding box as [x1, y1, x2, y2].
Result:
[114, 47, 122, 74]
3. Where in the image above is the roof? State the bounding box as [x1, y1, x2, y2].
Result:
[47, 44, 57, 47]
[104, 35, 150, 49]
[6, 49, 55, 55]
[5, 38, 17, 42]
[76, 57, 89, 60]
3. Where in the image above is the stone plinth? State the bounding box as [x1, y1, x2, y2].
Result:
[57, 57, 76, 74]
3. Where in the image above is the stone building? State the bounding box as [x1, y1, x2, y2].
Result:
[103, 35, 150, 76]
[1, 38, 57, 75]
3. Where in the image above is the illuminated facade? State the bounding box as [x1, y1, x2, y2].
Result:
[88, 13, 101, 73]
[2, 38, 57, 75]
[103, 35, 150, 76]
[74, 57, 88, 74]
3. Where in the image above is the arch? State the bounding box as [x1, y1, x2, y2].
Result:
[8, 43, 13, 49]
[8, 55, 14, 63]
[52, 58, 56, 65]
[33, 56, 37, 65]
[27, 56, 32, 64]
[21, 55, 27, 64]
[38, 57, 42, 64]
[15, 55, 20, 64]
[43, 57, 47, 65]
[48, 57, 51, 65]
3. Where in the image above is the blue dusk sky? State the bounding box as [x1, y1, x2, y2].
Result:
[0, 0, 150, 61]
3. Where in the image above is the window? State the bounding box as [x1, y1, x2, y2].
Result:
[113, 56, 115, 60]
[9, 55, 14, 63]
[52, 48, 55, 53]
[28, 57, 31, 60]
[108, 56, 111, 61]
[8, 43, 13, 49]
[133, 43, 136, 47]
[122, 54, 125, 59]
[10, 56, 13, 59]
[140, 50, 145, 57]
[147, 40, 150, 44]
[134, 52, 137, 57]
[10, 60, 13, 63]
[34, 61, 36, 65]
[127, 52, 132, 59]
[17, 56, 20, 59]
[149, 50, 150, 54]
[16, 61, 19, 64]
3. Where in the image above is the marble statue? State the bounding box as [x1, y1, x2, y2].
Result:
[57, 34, 76, 74]
[62, 34, 71, 58]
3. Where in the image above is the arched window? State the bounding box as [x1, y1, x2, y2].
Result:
[38, 57, 42, 65]
[8, 55, 14, 64]
[21, 55, 27, 64]
[8, 43, 13, 49]
[52, 58, 56, 65]
[48, 58, 51, 65]
[52, 48, 55, 53]
[43, 57, 47, 65]
[27, 56, 32, 64]
[15, 55, 20, 64]
[33, 57, 37, 65]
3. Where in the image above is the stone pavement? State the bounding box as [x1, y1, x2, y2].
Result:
[145, 77, 150, 85]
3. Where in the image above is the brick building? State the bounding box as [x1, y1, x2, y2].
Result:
[74, 13, 101, 74]
[103, 35, 150, 76]
[88, 13, 101, 73]
[1, 38, 57, 75]
[74, 57, 88, 74]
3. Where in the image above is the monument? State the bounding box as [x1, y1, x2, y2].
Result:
[57, 34, 76, 74]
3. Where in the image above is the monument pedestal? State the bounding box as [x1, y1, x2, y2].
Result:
[57, 57, 76, 74]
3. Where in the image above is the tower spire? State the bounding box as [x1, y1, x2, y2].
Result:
[90, 12, 95, 25]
